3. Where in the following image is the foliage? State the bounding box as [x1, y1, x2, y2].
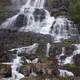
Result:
[63, 39, 80, 46]
[65, 0, 80, 23]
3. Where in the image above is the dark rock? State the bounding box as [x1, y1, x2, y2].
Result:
[65, 45, 76, 56]
[0, 30, 54, 62]
[73, 54, 80, 66]
[33, 8, 46, 22]
[14, 14, 27, 28]
[45, 0, 66, 16]
[0, 64, 11, 78]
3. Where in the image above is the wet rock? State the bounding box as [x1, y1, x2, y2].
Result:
[14, 14, 27, 28]
[65, 45, 76, 56]
[33, 8, 46, 22]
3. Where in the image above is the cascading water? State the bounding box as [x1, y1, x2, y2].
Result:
[57, 45, 80, 77]
[0, 0, 80, 79]
[0, 0, 78, 42]
[57, 47, 65, 65]
[2, 43, 39, 80]
[46, 43, 51, 57]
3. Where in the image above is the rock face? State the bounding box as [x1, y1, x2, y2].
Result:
[0, 30, 80, 78]
[0, 0, 80, 79]
[10, 0, 27, 10]
[45, 0, 66, 16]
[33, 8, 46, 22]
[14, 14, 27, 28]
[0, 64, 11, 78]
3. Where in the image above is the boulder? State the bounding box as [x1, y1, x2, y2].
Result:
[14, 14, 27, 28]
[33, 8, 46, 22]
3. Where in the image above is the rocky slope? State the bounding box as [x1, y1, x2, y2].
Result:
[0, 30, 80, 79]
[0, 0, 80, 80]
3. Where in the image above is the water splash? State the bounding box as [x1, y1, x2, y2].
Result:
[26, 58, 39, 63]
[57, 47, 65, 65]
[9, 43, 39, 54]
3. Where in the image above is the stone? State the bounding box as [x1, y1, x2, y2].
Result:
[33, 8, 46, 22]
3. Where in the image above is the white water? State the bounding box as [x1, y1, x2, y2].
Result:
[46, 43, 51, 57]
[57, 44, 80, 65]
[2, 56, 24, 80]
[57, 47, 65, 65]
[63, 44, 80, 65]
[59, 69, 74, 77]
[10, 43, 39, 80]
[9, 43, 39, 54]
[0, 0, 77, 42]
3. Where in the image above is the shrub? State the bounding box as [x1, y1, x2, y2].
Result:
[65, 0, 80, 23]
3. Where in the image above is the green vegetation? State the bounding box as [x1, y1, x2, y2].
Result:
[65, 0, 80, 23]
[63, 39, 80, 46]
[48, 0, 80, 23]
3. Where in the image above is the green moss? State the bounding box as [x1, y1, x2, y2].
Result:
[65, 64, 77, 69]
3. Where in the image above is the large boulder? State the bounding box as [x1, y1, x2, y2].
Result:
[14, 14, 27, 28]
[33, 8, 46, 22]
[46, 0, 66, 16]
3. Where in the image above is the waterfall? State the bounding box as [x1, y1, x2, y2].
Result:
[57, 44, 80, 65]
[9, 43, 39, 54]
[0, 0, 78, 42]
[11, 55, 24, 80]
[10, 43, 39, 80]
[56, 47, 65, 65]
[46, 43, 51, 57]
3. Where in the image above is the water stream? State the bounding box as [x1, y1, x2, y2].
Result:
[0, 0, 79, 79]
[0, 0, 78, 42]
